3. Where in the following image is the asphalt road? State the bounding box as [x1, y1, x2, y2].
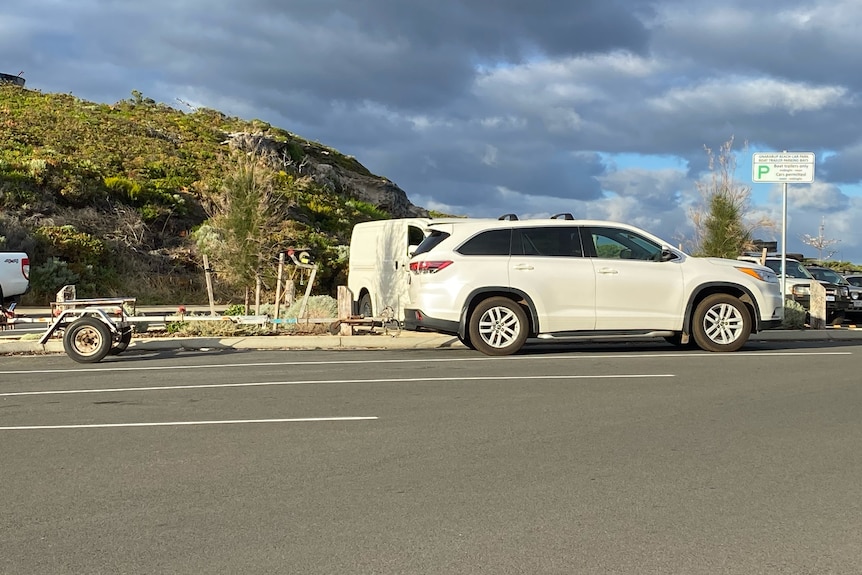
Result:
[2, 341, 862, 574]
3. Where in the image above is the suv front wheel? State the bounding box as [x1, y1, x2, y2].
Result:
[468, 296, 529, 356]
[691, 293, 751, 352]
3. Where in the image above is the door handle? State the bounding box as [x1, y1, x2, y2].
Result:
[513, 264, 534, 271]
[598, 267, 619, 275]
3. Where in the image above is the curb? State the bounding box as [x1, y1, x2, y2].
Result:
[0, 333, 467, 356]
[2, 329, 862, 358]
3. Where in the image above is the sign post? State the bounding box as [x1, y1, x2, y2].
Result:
[751, 151, 816, 301]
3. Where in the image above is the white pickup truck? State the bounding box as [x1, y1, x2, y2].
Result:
[1, 252, 30, 305]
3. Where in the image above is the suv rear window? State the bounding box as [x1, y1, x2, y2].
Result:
[412, 230, 450, 257]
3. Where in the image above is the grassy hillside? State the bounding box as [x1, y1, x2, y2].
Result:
[0, 85, 417, 304]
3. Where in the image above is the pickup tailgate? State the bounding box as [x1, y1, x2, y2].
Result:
[1, 253, 30, 299]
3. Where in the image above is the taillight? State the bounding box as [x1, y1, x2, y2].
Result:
[21, 257, 30, 280]
[409, 260, 453, 274]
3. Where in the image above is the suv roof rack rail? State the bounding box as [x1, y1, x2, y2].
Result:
[550, 212, 574, 220]
[498, 213, 519, 221]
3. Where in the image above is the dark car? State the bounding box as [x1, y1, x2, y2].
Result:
[740, 257, 852, 324]
[806, 266, 862, 318]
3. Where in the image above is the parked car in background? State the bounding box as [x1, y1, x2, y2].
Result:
[844, 274, 862, 289]
[738, 256, 851, 324]
[805, 265, 862, 318]
[1, 251, 30, 306]
[405, 215, 783, 355]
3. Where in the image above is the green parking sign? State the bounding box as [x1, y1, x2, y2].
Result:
[752, 152, 815, 183]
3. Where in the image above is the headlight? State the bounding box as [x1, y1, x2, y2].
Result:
[852, 292, 860, 301]
[735, 266, 778, 283]
[792, 285, 811, 296]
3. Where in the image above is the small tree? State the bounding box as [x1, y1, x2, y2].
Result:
[196, 151, 317, 309]
[690, 137, 774, 258]
[197, 151, 281, 306]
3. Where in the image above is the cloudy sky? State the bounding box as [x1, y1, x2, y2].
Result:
[4, 0, 862, 262]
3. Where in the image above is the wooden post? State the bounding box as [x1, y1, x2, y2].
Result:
[273, 252, 285, 327]
[337, 286, 353, 336]
[296, 264, 317, 321]
[809, 281, 826, 329]
[255, 275, 261, 315]
[203, 254, 216, 316]
[284, 280, 295, 308]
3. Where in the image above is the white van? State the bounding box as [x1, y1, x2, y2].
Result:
[347, 218, 431, 320]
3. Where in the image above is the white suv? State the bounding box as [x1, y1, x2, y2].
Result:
[404, 215, 783, 355]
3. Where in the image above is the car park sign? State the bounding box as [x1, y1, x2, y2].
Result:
[752, 152, 815, 183]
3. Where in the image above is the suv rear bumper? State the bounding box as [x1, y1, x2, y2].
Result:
[403, 309, 459, 336]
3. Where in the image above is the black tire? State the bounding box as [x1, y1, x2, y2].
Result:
[358, 293, 373, 318]
[468, 296, 529, 356]
[691, 293, 751, 352]
[63, 316, 113, 363]
[457, 334, 475, 350]
[109, 327, 133, 355]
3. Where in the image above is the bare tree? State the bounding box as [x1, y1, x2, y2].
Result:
[690, 137, 775, 258]
[801, 217, 839, 263]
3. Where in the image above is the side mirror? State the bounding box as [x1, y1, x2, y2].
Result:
[660, 248, 679, 262]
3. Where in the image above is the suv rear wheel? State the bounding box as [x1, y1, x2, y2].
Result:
[468, 296, 529, 356]
[691, 293, 751, 352]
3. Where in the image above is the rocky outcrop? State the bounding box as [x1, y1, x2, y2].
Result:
[225, 132, 429, 218]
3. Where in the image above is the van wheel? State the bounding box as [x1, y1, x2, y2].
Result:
[691, 294, 751, 352]
[468, 297, 528, 356]
[358, 293, 373, 317]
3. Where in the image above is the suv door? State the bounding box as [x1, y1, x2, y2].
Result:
[584, 226, 684, 330]
[507, 226, 596, 332]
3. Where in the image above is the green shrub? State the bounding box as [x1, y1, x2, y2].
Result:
[104, 175, 142, 200]
[782, 300, 807, 329]
[27, 258, 80, 302]
[222, 303, 246, 316]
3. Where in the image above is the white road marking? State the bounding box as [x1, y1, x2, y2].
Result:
[0, 416, 378, 431]
[0, 350, 851, 376]
[0, 374, 674, 397]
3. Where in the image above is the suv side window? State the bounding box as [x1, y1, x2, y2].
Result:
[585, 226, 662, 261]
[456, 229, 512, 256]
[512, 227, 583, 257]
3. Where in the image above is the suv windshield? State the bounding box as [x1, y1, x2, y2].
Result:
[762, 259, 814, 279]
[808, 267, 849, 285]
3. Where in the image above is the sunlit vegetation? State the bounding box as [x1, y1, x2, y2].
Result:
[0, 85, 396, 304]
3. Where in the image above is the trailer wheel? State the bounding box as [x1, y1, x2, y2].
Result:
[63, 317, 113, 363]
[109, 327, 133, 355]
